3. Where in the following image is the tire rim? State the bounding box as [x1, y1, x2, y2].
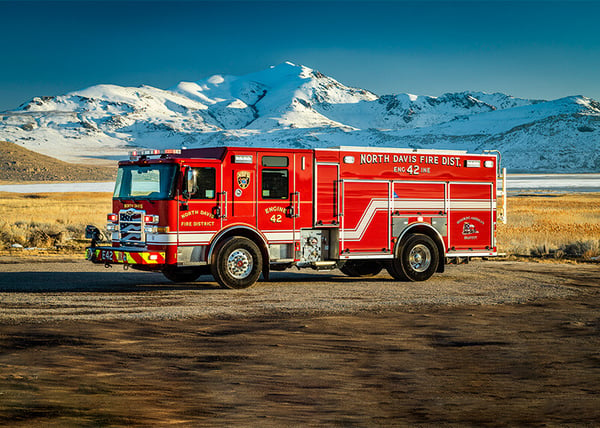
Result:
[227, 248, 253, 279]
[409, 244, 431, 272]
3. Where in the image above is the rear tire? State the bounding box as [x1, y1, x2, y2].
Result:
[340, 261, 383, 277]
[388, 233, 439, 282]
[162, 266, 208, 283]
[211, 237, 263, 289]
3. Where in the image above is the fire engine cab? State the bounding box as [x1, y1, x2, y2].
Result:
[86, 146, 504, 289]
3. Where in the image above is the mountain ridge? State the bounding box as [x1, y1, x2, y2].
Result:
[1, 61, 599, 172]
[0, 141, 116, 182]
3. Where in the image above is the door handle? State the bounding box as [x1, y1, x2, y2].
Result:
[290, 192, 300, 218]
[216, 191, 228, 220]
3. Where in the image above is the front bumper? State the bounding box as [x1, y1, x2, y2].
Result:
[86, 247, 166, 265]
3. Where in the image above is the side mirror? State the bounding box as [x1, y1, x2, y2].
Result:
[183, 167, 198, 199]
[85, 225, 102, 246]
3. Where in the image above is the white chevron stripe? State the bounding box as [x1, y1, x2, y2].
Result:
[343, 198, 389, 241]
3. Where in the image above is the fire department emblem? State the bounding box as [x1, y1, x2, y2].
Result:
[462, 222, 479, 236]
[237, 171, 251, 189]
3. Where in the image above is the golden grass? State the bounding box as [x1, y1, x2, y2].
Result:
[497, 193, 600, 259]
[0, 192, 112, 224]
[0, 192, 112, 251]
[0, 191, 599, 259]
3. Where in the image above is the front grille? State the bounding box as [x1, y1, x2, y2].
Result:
[119, 209, 145, 246]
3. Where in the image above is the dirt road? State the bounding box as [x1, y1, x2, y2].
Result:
[1, 259, 599, 425]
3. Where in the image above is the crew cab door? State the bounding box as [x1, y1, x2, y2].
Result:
[222, 157, 257, 227]
[257, 153, 296, 244]
[178, 162, 222, 249]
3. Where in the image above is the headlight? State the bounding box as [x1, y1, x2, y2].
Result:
[144, 215, 159, 224]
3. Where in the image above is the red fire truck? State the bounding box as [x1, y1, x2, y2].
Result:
[86, 146, 504, 289]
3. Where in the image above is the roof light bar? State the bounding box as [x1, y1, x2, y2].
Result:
[129, 149, 181, 160]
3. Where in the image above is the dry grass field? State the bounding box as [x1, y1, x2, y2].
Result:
[497, 193, 600, 259]
[0, 191, 599, 259]
[0, 192, 112, 251]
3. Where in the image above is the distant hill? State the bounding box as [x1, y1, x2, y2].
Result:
[1, 62, 599, 172]
[0, 141, 116, 182]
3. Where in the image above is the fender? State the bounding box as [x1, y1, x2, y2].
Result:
[207, 224, 269, 262]
[395, 222, 446, 273]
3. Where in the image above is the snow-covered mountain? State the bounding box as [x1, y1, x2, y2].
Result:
[1, 61, 599, 172]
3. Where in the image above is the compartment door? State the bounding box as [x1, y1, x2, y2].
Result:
[315, 163, 339, 226]
[448, 182, 494, 251]
[341, 180, 390, 253]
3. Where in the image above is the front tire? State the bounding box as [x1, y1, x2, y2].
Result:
[211, 237, 263, 289]
[387, 233, 439, 282]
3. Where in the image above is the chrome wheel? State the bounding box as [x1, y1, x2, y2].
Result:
[226, 248, 253, 280]
[409, 244, 431, 273]
[212, 237, 263, 289]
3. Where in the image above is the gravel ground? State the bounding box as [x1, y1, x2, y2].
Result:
[0, 259, 593, 323]
[1, 258, 600, 426]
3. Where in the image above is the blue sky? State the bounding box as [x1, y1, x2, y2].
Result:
[0, 1, 599, 111]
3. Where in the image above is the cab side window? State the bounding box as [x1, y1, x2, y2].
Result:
[261, 156, 288, 200]
[190, 167, 216, 199]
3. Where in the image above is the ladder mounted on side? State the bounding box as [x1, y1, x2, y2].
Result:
[483, 150, 507, 225]
[497, 167, 507, 224]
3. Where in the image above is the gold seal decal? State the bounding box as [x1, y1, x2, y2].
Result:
[237, 171, 251, 189]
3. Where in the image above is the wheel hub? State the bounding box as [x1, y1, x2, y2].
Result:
[409, 244, 431, 272]
[227, 249, 253, 279]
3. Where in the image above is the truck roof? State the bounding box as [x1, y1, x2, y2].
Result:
[123, 145, 492, 164]
[324, 146, 468, 155]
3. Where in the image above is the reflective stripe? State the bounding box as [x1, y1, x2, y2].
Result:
[394, 198, 494, 211]
[93, 249, 165, 264]
[450, 200, 496, 210]
[176, 232, 216, 244]
[393, 199, 445, 210]
[263, 231, 295, 242]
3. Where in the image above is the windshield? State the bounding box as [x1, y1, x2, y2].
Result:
[113, 164, 178, 200]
